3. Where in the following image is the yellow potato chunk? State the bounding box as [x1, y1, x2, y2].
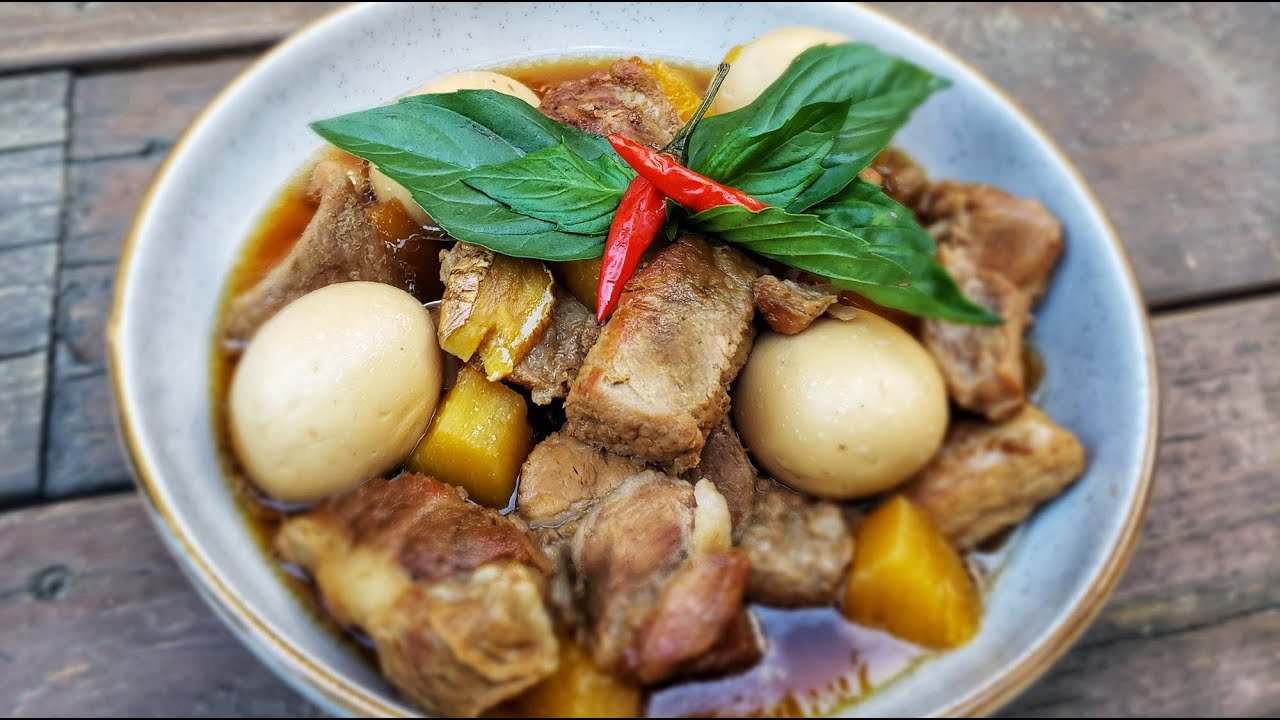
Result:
[550, 257, 602, 312]
[406, 365, 532, 508]
[513, 639, 642, 718]
[844, 496, 980, 649]
[438, 246, 556, 381]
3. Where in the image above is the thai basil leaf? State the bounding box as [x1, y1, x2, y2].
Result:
[689, 204, 999, 325]
[689, 43, 947, 210]
[464, 143, 633, 235]
[807, 179, 934, 253]
[311, 90, 613, 260]
[695, 100, 848, 208]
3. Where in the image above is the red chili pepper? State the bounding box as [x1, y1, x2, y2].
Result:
[608, 134, 768, 214]
[596, 176, 667, 322]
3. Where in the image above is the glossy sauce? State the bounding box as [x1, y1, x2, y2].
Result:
[212, 57, 1014, 719]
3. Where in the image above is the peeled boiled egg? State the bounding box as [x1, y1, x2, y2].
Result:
[370, 71, 541, 225]
[229, 282, 443, 503]
[714, 26, 851, 114]
[733, 313, 947, 500]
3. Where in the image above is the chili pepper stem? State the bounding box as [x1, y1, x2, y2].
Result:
[663, 62, 731, 164]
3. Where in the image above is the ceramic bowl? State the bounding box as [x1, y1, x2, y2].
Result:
[108, 2, 1158, 716]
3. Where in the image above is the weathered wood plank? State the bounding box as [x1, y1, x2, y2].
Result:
[0, 144, 64, 251]
[0, 243, 57, 356]
[0, 71, 69, 151]
[70, 55, 251, 161]
[874, 2, 1280, 307]
[0, 2, 339, 73]
[0, 352, 47, 503]
[0, 494, 324, 717]
[44, 264, 129, 499]
[0, 70, 66, 503]
[4, 295, 1277, 716]
[1004, 609, 1280, 718]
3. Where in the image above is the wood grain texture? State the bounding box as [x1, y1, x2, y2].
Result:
[0, 2, 340, 73]
[0, 143, 65, 252]
[0, 71, 69, 151]
[873, 2, 1280, 307]
[0, 494, 324, 718]
[3, 297, 1276, 716]
[70, 55, 251, 161]
[44, 264, 129, 499]
[0, 71, 66, 502]
[0, 352, 47, 503]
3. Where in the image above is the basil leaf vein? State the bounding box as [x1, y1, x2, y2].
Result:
[464, 143, 633, 235]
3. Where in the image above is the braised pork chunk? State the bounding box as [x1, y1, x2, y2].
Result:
[903, 405, 1087, 549]
[918, 180, 1064, 305]
[922, 249, 1031, 422]
[570, 472, 753, 683]
[516, 432, 646, 535]
[275, 474, 557, 717]
[738, 481, 855, 607]
[565, 236, 760, 471]
[687, 418, 757, 539]
[224, 160, 409, 346]
[539, 59, 682, 149]
[508, 293, 602, 405]
[752, 275, 837, 336]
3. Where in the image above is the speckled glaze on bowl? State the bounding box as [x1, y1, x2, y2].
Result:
[108, 2, 1158, 716]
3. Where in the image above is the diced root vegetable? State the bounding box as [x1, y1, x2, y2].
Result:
[405, 365, 533, 508]
[510, 638, 642, 718]
[843, 496, 980, 649]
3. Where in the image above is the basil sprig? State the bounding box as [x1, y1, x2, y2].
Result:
[312, 44, 998, 324]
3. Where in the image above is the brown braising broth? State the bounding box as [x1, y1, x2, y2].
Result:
[212, 57, 1014, 718]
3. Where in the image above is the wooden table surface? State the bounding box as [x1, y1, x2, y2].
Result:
[0, 2, 1275, 716]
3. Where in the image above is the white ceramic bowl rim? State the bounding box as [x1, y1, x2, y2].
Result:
[108, 3, 1159, 717]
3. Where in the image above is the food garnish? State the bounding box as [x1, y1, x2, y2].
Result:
[596, 64, 730, 322]
[608, 135, 768, 214]
[312, 44, 999, 324]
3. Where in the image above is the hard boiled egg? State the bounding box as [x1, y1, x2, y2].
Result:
[229, 282, 443, 503]
[714, 26, 851, 114]
[370, 71, 541, 225]
[733, 313, 947, 500]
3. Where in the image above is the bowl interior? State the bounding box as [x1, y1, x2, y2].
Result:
[110, 2, 1156, 716]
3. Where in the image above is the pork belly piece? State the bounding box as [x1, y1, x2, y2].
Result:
[517, 431, 646, 535]
[902, 405, 1087, 550]
[539, 59, 681, 149]
[752, 274, 837, 336]
[686, 418, 756, 540]
[223, 160, 409, 346]
[275, 474, 557, 717]
[565, 236, 760, 471]
[570, 471, 756, 684]
[918, 180, 1064, 305]
[922, 248, 1031, 422]
[507, 292, 601, 405]
[737, 481, 855, 607]
[867, 147, 930, 208]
